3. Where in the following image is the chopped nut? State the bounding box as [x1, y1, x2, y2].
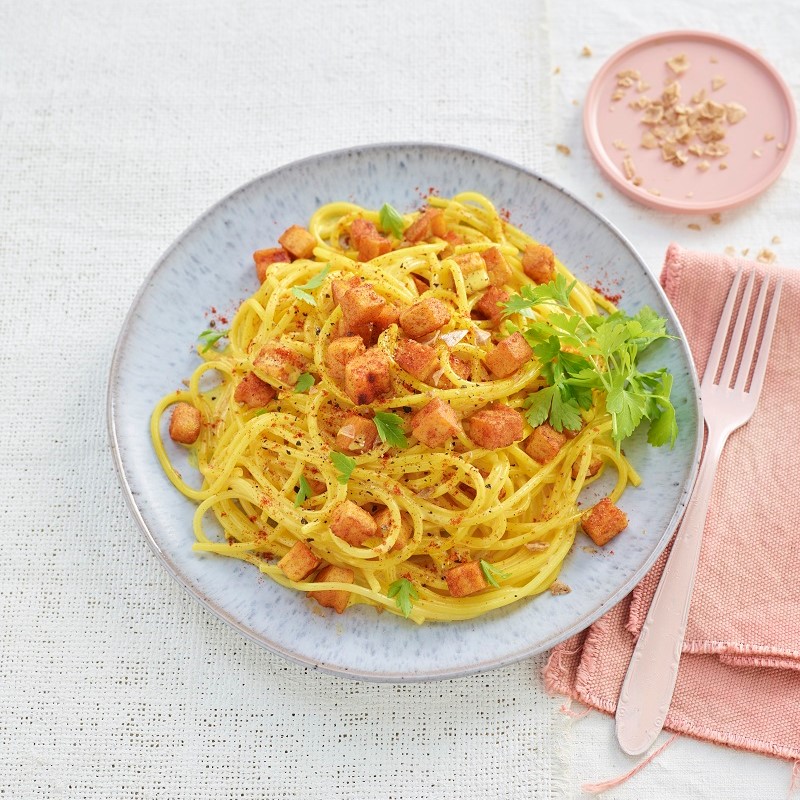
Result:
[725, 102, 747, 124]
[697, 160, 711, 172]
[777, 142, 787, 151]
[724, 246, 737, 256]
[641, 131, 659, 149]
[719, 162, 728, 170]
[772, 235, 781, 245]
[765, 133, 775, 141]
[710, 55, 718, 63]
[596, 191, 604, 198]
[666, 53, 690, 75]
[648, 188, 662, 196]
[742, 248, 750, 256]
[704, 142, 730, 157]
[556, 144, 571, 156]
[687, 223, 701, 231]
[612, 139, 628, 150]
[636, 80, 650, 92]
[662, 81, 681, 106]
[691, 88, 706, 104]
[525, 541, 549, 552]
[710, 213, 721, 225]
[581, 45, 592, 57]
[642, 104, 664, 124]
[553, 65, 561, 75]
[753, 149, 763, 158]
[622, 154, 636, 180]
[711, 75, 726, 91]
[757, 248, 777, 264]
[550, 580, 572, 596]
[612, 89, 625, 101]
[632, 176, 643, 186]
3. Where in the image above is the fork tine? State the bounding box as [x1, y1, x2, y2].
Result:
[733, 276, 770, 392]
[746, 278, 783, 401]
[702, 267, 743, 387]
[719, 269, 756, 389]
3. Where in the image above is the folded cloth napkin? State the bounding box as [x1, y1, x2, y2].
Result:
[544, 243, 800, 761]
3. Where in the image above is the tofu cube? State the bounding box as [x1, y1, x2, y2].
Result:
[340, 283, 387, 328]
[445, 561, 488, 597]
[253, 342, 306, 386]
[330, 500, 378, 546]
[234, 372, 277, 408]
[349, 218, 392, 261]
[466, 403, 524, 449]
[399, 297, 451, 339]
[522, 243, 556, 284]
[484, 332, 533, 378]
[452, 252, 490, 294]
[581, 497, 628, 547]
[309, 564, 354, 614]
[278, 541, 321, 582]
[372, 302, 400, 333]
[410, 397, 462, 448]
[373, 508, 413, 552]
[525, 422, 567, 464]
[332, 276, 361, 306]
[169, 402, 201, 444]
[278, 224, 317, 259]
[474, 286, 510, 324]
[404, 207, 447, 243]
[449, 355, 472, 380]
[344, 347, 393, 405]
[571, 453, 603, 480]
[394, 339, 439, 382]
[335, 414, 379, 453]
[325, 336, 366, 384]
[335, 318, 375, 347]
[482, 246, 513, 287]
[253, 247, 291, 282]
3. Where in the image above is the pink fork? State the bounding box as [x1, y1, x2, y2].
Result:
[615, 267, 784, 756]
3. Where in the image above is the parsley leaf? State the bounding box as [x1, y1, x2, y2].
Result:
[330, 451, 356, 484]
[372, 411, 408, 449]
[294, 475, 313, 508]
[502, 274, 576, 317]
[378, 203, 406, 239]
[198, 328, 230, 353]
[290, 264, 331, 306]
[387, 577, 418, 618]
[480, 559, 510, 588]
[294, 372, 315, 393]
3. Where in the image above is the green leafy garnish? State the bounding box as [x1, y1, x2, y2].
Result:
[294, 475, 313, 508]
[198, 328, 230, 353]
[330, 451, 356, 484]
[294, 372, 315, 393]
[291, 264, 331, 306]
[378, 203, 406, 239]
[387, 577, 419, 618]
[504, 276, 678, 448]
[372, 411, 408, 449]
[480, 560, 511, 588]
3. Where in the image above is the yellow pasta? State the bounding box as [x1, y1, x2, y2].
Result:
[151, 192, 638, 624]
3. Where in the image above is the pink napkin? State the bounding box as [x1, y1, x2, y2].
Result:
[544, 244, 800, 761]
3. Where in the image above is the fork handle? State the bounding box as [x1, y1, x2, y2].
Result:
[615, 429, 725, 755]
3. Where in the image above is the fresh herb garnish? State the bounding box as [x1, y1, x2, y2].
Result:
[294, 475, 313, 508]
[480, 559, 510, 588]
[198, 328, 230, 353]
[372, 411, 408, 449]
[294, 372, 315, 393]
[379, 203, 406, 239]
[504, 277, 678, 448]
[330, 451, 356, 484]
[387, 577, 419, 618]
[291, 264, 331, 306]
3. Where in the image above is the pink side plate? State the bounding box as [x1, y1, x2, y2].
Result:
[584, 30, 796, 214]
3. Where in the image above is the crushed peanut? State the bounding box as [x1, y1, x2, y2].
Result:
[757, 248, 777, 264]
[777, 142, 787, 150]
[710, 213, 721, 224]
[632, 176, 643, 186]
[724, 245, 737, 256]
[719, 162, 728, 170]
[711, 75, 726, 91]
[554, 66, 561, 75]
[596, 191, 604, 198]
[622, 154, 636, 180]
[698, 160, 711, 172]
[525, 541, 550, 552]
[612, 139, 628, 150]
[666, 53, 690, 75]
[764, 133, 775, 141]
[550, 580, 572, 596]
[771, 235, 781, 244]
[556, 144, 571, 156]
[753, 149, 763, 158]
[582, 45, 592, 57]
[687, 223, 701, 231]
[742, 248, 750, 256]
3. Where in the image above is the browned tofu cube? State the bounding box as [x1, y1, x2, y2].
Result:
[335, 414, 379, 453]
[484, 332, 533, 378]
[453, 252, 490, 294]
[474, 286, 510, 324]
[372, 302, 400, 333]
[309, 564, 354, 614]
[399, 297, 451, 339]
[571, 454, 603, 480]
[411, 274, 430, 296]
[234, 372, 277, 408]
[332, 276, 361, 306]
[445, 561, 488, 597]
[330, 500, 378, 546]
[525, 422, 567, 464]
[449, 355, 472, 380]
[325, 335, 366, 384]
[482, 246, 513, 287]
[335, 318, 375, 347]
[440, 230, 464, 257]
[373, 508, 413, 552]
[253, 342, 307, 386]
[581, 497, 628, 546]
[278, 541, 321, 582]
[522, 243, 556, 284]
[278, 224, 316, 259]
[404, 207, 447, 243]
[349, 218, 392, 261]
[169, 402, 201, 444]
[340, 283, 387, 328]
[394, 339, 439, 382]
[344, 347, 393, 404]
[253, 247, 291, 282]
[411, 397, 462, 448]
[466, 403, 524, 449]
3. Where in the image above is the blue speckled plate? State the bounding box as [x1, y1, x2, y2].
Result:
[108, 143, 702, 682]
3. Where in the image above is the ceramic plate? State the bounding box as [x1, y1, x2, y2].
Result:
[108, 143, 702, 682]
[584, 31, 796, 213]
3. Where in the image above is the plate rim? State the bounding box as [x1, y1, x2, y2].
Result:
[107, 141, 704, 682]
[583, 29, 797, 214]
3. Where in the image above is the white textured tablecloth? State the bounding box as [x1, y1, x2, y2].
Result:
[2, 1, 798, 798]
